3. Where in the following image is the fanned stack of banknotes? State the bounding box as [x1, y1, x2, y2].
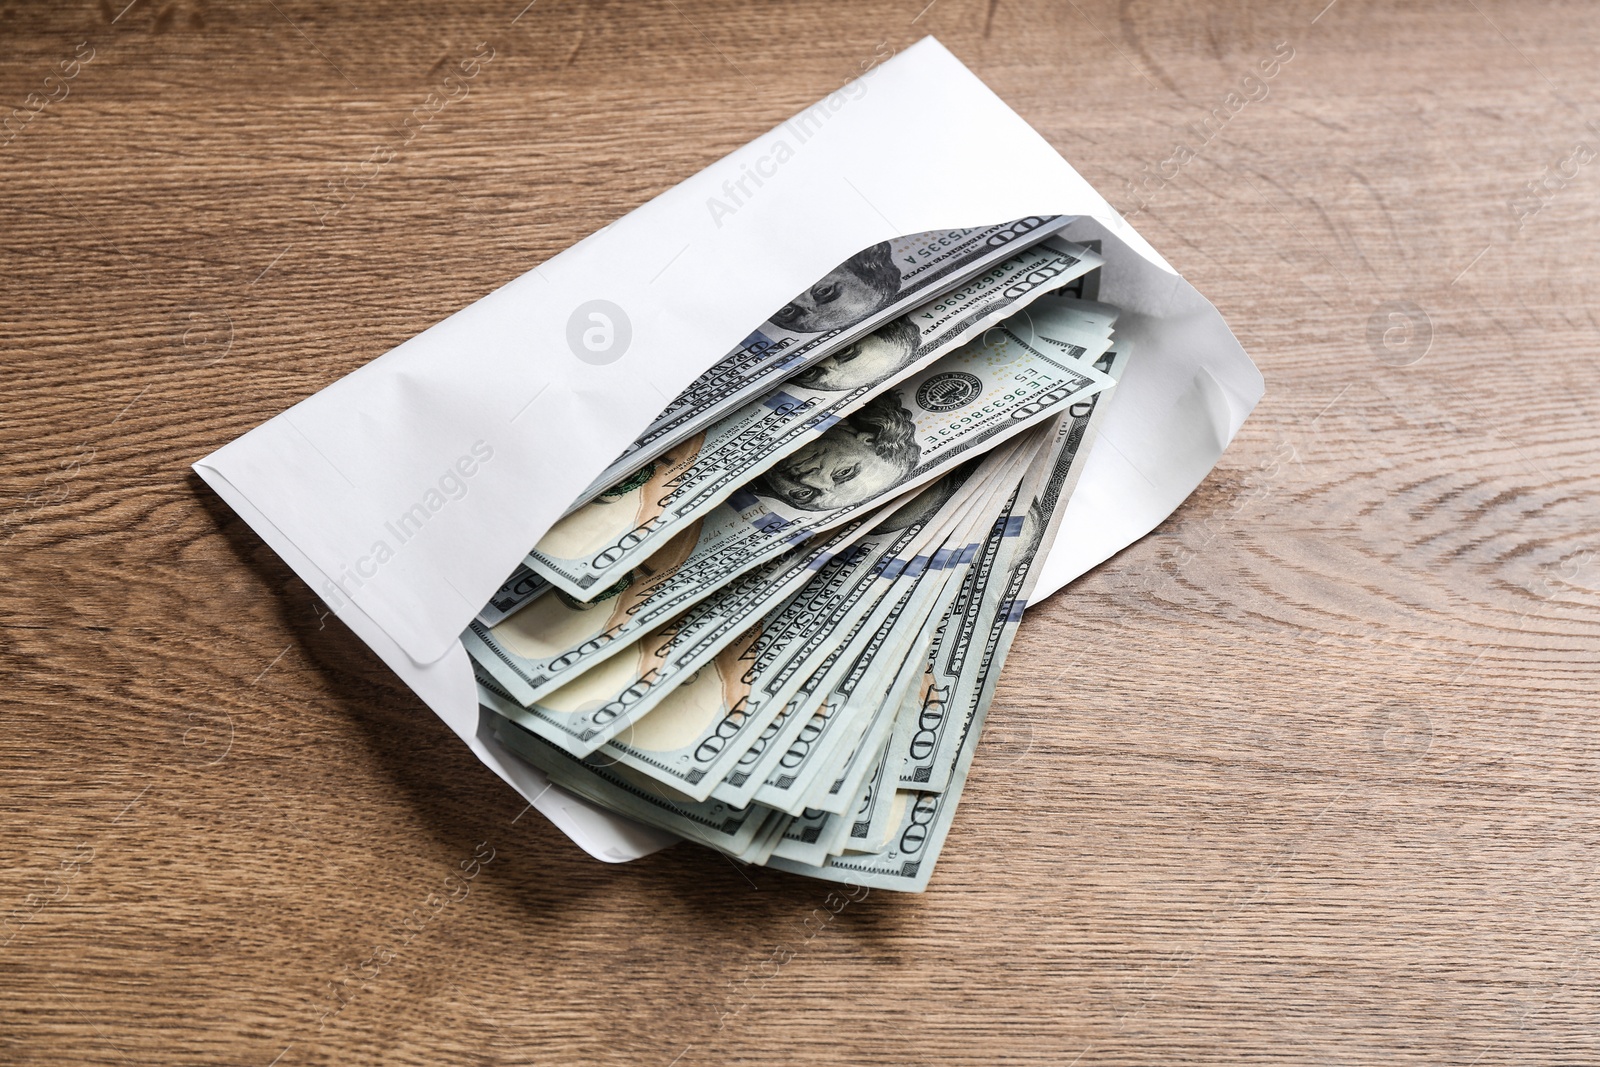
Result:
[466, 217, 1128, 891]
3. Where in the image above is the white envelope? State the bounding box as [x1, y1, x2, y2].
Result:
[193, 37, 1262, 863]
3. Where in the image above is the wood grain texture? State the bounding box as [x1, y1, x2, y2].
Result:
[4, 0, 1599, 1063]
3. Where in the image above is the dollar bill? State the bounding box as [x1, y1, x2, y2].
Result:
[467, 302, 1113, 705]
[774, 458, 1031, 819]
[756, 430, 1034, 737]
[886, 484, 1028, 791]
[743, 445, 1031, 817]
[467, 517, 871, 711]
[706, 484, 983, 812]
[752, 581, 938, 817]
[768, 806, 838, 867]
[889, 334, 1125, 790]
[774, 560, 1052, 881]
[993, 300, 1116, 373]
[475, 520, 876, 753]
[490, 712, 777, 857]
[476, 565, 549, 627]
[708, 625, 867, 810]
[932, 343, 1133, 782]
[766, 345, 1130, 890]
[530, 239, 1105, 598]
[840, 742, 897, 854]
[847, 786, 912, 857]
[532, 291, 1113, 600]
[511, 457, 986, 759]
[580, 458, 999, 801]
[735, 812, 790, 866]
[1053, 239, 1101, 301]
[695, 451, 1010, 811]
[574, 217, 1074, 501]
[801, 647, 915, 819]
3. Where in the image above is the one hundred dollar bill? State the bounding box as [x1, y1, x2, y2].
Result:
[466, 302, 1113, 705]
[579, 457, 1003, 802]
[506, 457, 986, 761]
[886, 483, 1029, 791]
[766, 346, 1130, 891]
[840, 742, 898, 854]
[896, 343, 1129, 791]
[705, 452, 1012, 811]
[735, 811, 791, 866]
[475, 565, 549, 627]
[490, 712, 777, 857]
[743, 441, 1037, 817]
[767, 806, 839, 868]
[475, 521, 873, 754]
[753, 431, 1033, 736]
[775, 447, 1041, 818]
[719, 448, 1018, 812]
[529, 240, 1105, 598]
[467, 518, 871, 711]
[802, 640, 919, 819]
[886, 324, 1123, 788]
[752, 565, 951, 819]
[575, 217, 1074, 500]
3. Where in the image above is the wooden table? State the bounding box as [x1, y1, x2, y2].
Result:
[5, 1, 1598, 1063]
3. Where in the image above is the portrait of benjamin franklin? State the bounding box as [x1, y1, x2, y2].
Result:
[790, 318, 921, 393]
[769, 241, 903, 334]
[748, 391, 920, 512]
